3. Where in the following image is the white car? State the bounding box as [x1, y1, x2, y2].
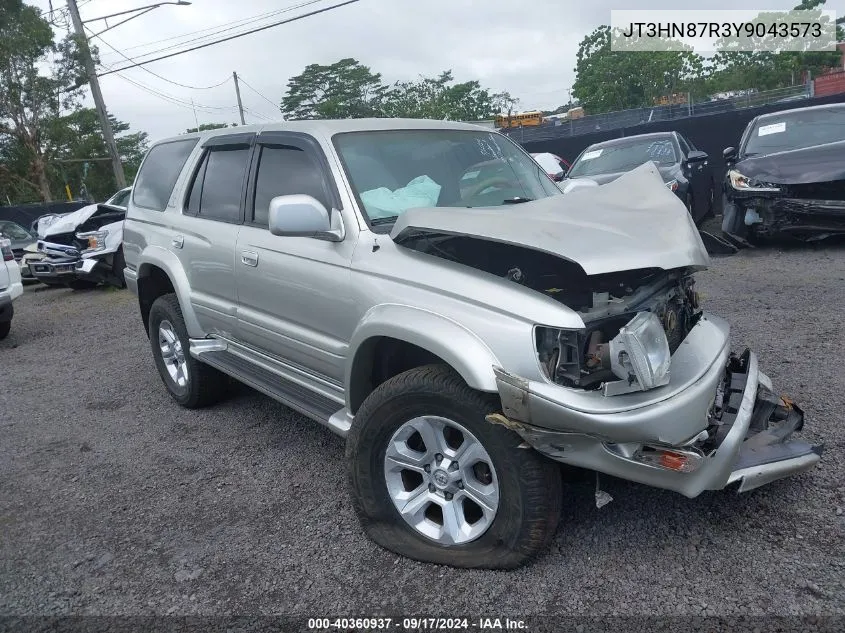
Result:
[0, 237, 24, 339]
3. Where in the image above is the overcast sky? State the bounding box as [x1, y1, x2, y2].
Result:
[32, 0, 808, 142]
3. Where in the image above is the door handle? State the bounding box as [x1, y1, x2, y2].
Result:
[241, 250, 259, 267]
[172, 235, 184, 249]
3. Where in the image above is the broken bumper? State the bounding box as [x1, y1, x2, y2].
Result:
[29, 257, 80, 281]
[491, 315, 822, 498]
[726, 193, 845, 240]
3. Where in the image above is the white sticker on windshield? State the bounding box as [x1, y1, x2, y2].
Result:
[758, 122, 786, 136]
[581, 149, 603, 160]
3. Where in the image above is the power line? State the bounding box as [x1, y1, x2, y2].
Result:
[107, 70, 242, 114]
[98, 0, 362, 76]
[86, 26, 232, 90]
[236, 75, 279, 110]
[98, 0, 329, 63]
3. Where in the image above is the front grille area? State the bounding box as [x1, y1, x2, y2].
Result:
[787, 180, 845, 202]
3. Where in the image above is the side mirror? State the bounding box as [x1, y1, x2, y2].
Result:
[723, 146, 737, 161]
[268, 195, 343, 241]
[687, 150, 708, 163]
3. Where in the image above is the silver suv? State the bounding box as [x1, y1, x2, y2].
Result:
[123, 119, 822, 569]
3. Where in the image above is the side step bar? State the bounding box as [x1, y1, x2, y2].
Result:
[190, 341, 351, 437]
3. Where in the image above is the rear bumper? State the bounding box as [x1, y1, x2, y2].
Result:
[491, 334, 821, 498]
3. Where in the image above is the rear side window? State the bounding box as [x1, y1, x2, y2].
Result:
[252, 145, 331, 226]
[132, 139, 198, 211]
[186, 148, 250, 223]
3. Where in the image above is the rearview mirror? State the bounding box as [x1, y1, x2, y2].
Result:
[687, 150, 708, 163]
[723, 146, 736, 161]
[268, 195, 343, 241]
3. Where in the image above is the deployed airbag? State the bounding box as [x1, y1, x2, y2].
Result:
[360, 175, 442, 219]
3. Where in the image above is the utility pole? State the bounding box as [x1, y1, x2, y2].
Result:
[233, 71, 246, 125]
[67, 0, 127, 188]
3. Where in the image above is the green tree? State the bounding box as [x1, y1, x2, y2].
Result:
[572, 26, 704, 113]
[708, 0, 843, 93]
[0, 1, 84, 201]
[44, 108, 148, 201]
[281, 58, 386, 120]
[185, 122, 236, 134]
[382, 71, 494, 120]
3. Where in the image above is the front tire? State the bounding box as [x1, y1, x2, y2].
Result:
[346, 364, 562, 569]
[0, 320, 10, 340]
[148, 293, 228, 408]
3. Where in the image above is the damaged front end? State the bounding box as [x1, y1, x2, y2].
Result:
[31, 203, 126, 287]
[724, 176, 845, 242]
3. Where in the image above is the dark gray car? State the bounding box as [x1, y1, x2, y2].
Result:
[564, 132, 713, 223]
[0, 221, 37, 282]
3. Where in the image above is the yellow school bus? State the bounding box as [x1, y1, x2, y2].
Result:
[495, 111, 545, 128]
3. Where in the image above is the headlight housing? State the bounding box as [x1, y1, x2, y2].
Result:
[728, 170, 780, 192]
[76, 229, 109, 254]
[665, 179, 679, 192]
[606, 312, 671, 396]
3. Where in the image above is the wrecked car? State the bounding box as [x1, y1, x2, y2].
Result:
[29, 187, 130, 289]
[123, 121, 821, 570]
[723, 103, 845, 243]
[563, 131, 713, 223]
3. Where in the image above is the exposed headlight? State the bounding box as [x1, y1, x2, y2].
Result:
[728, 170, 780, 192]
[606, 312, 671, 395]
[76, 229, 109, 254]
[665, 179, 679, 192]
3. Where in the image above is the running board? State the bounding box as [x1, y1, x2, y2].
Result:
[190, 343, 350, 437]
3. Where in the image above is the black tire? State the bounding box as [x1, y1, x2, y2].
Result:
[148, 293, 228, 408]
[0, 320, 10, 340]
[68, 279, 98, 290]
[346, 364, 562, 570]
[111, 248, 127, 288]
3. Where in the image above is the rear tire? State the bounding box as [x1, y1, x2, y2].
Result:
[148, 293, 229, 408]
[0, 320, 10, 340]
[346, 364, 562, 569]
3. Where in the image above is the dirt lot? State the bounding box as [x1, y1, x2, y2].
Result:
[1, 244, 844, 619]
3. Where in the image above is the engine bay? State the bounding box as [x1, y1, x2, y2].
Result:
[399, 233, 703, 390]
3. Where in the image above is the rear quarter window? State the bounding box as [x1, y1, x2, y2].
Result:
[132, 138, 199, 211]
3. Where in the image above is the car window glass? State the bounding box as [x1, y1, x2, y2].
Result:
[133, 139, 198, 211]
[109, 189, 130, 207]
[677, 135, 691, 155]
[252, 145, 330, 226]
[568, 138, 677, 177]
[198, 148, 249, 222]
[0, 221, 32, 240]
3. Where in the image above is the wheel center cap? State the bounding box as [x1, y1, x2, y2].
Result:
[432, 469, 449, 488]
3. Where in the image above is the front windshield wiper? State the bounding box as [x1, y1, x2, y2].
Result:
[502, 197, 534, 205]
[370, 215, 399, 226]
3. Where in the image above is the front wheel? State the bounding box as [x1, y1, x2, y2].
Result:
[0, 320, 10, 340]
[346, 364, 562, 569]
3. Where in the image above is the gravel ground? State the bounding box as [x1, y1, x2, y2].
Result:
[1, 244, 844, 622]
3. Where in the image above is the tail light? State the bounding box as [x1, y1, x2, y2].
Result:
[0, 238, 13, 261]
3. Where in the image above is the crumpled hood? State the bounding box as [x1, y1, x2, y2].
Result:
[569, 163, 678, 186]
[391, 162, 710, 276]
[38, 203, 98, 238]
[735, 140, 845, 185]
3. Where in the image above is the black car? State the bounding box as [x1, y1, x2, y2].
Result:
[722, 103, 845, 243]
[0, 220, 37, 282]
[563, 132, 713, 223]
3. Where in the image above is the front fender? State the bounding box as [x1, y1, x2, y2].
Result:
[346, 304, 500, 411]
[136, 246, 204, 338]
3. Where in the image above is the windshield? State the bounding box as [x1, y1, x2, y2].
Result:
[333, 129, 560, 225]
[743, 107, 845, 157]
[568, 137, 677, 177]
[0, 221, 32, 240]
